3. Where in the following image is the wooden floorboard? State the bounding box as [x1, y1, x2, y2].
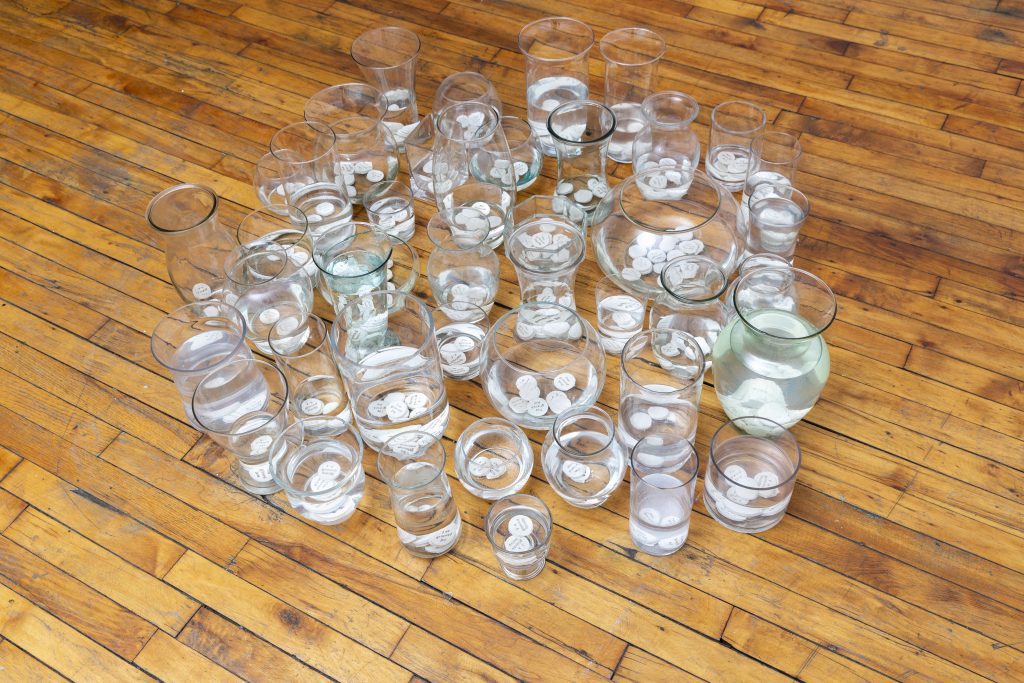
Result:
[1, 0, 1022, 680]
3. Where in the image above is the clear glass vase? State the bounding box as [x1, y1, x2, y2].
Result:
[548, 100, 616, 214]
[598, 27, 666, 163]
[631, 91, 701, 178]
[541, 405, 625, 508]
[649, 255, 728, 367]
[350, 26, 421, 149]
[426, 210, 500, 314]
[712, 267, 835, 429]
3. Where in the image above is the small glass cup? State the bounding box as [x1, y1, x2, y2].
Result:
[235, 205, 318, 286]
[364, 180, 416, 241]
[454, 418, 533, 499]
[618, 329, 705, 451]
[746, 183, 810, 263]
[377, 431, 461, 557]
[485, 494, 552, 580]
[192, 358, 289, 495]
[269, 418, 364, 525]
[741, 131, 802, 226]
[629, 434, 699, 555]
[707, 100, 767, 192]
[631, 91, 700, 177]
[433, 302, 490, 381]
[268, 315, 351, 433]
[722, 253, 791, 323]
[541, 405, 625, 508]
[598, 27, 666, 163]
[501, 116, 544, 191]
[548, 100, 615, 214]
[594, 276, 645, 355]
[704, 416, 801, 533]
[253, 152, 290, 214]
[312, 224, 392, 313]
[650, 255, 728, 367]
[351, 26, 421, 147]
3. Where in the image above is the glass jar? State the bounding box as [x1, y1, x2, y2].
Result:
[313, 223, 419, 313]
[590, 168, 744, 298]
[547, 100, 616, 214]
[454, 417, 533, 499]
[649, 255, 728, 366]
[325, 116, 400, 205]
[146, 183, 234, 303]
[432, 101, 516, 249]
[631, 91, 701, 178]
[480, 302, 605, 431]
[426, 210, 500, 314]
[712, 267, 835, 429]
[541, 405, 625, 508]
[234, 205, 318, 287]
[330, 292, 449, 450]
[722, 253, 791, 323]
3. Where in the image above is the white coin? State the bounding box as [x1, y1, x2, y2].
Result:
[519, 383, 541, 400]
[404, 392, 429, 409]
[507, 514, 534, 537]
[753, 471, 780, 488]
[647, 248, 667, 263]
[639, 507, 661, 525]
[628, 243, 647, 259]
[307, 475, 335, 493]
[556, 182, 574, 195]
[468, 456, 491, 477]
[532, 231, 553, 248]
[471, 201, 491, 214]
[561, 460, 591, 483]
[442, 349, 467, 365]
[633, 256, 653, 275]
[665, 170, 682, 184]
[386, 402, 410, 421]
[659, 158, 677, 167]
[445, 363, 471, 376]
[526, 398, 549, 417]
[321, 401, 340, 414]
[630, 522, 657, 544]
[368, 400, 389, 417]
[366, 170, 385, 183]
[516, 374, 539, 391]
[345, 185, 357, 197]
[647, 405, 670, 421]
[258, 308, 280, 325]
[612, 311, 636, 328]
[318, 460, 342, 478]
[301, 398, 325, 415]
[509, 396, 530, 413]
[679, 240, 704, 255]
[504, 535, 533, 552]
[573, 189, 593, 204]
[726, 486, 756, 505]
[384, 392, 407, 406]
[453, 336, 476, 351]
[513, 160, 529, 177]
[621, 267, 641, 281]
[546, 390, 572, 414]
[724, 464, 748, 481]
[553, 373, 576, 391]
[191, 283, 212, 300]
[647, 173, 668, 189]
[629, 412, 653, 431]
[657, 535, 685, 550]
[250, 435, 272, 455]
[354, 161, 373, 174]
[660, 344, 680, 357]
[484, 458, 508, 480]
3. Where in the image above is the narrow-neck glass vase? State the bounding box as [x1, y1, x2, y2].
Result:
[631, 92, 701, 178]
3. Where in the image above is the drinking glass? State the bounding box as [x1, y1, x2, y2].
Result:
[485, 494, 552, 580]
[518, 17, 594, 156]
[270, 121, 353, 239]
[433, 302, 490, 381]
[330, 292, 449, 450]
[146, 183, 234, 303]
[501, 116, 544, 191]
[542, 405, 625, 508]
[434, 71, 502, 115]
[350, 26, 421, 147]
[507, 195, 588, 309]
[704, 416, 801, 533]
[741, 131, 802, 226]
[594, 276, 645, 355]
[192, 358, 288, 495]
[426, 209, 500, 314]
[548, 100, 615, 214]
[618, 329, 705, 451]
[323, 116, 400, 206]
[631, 91, 700, 178]
[746, 183, 810, 263]
[722, 253, 791, 323]
[454, 418, 533, 499]
[151, 301, 254, 427]
[377, 432, 461, 557]
[364, 180, 416, 241]
[312, 224, 392, 313]
[707, 100, 767, 192]
[268, 315, 351, 433]
[223, 245, 315, 354]
[598, 27, 666, 163]
[304, 83, 386, 128]
[253, 152, 289, 215]
[650, 255, 728, 366]
[629, 434, 699, 555]
[234, 205, 318, 286]
[269, 418, 365, 525]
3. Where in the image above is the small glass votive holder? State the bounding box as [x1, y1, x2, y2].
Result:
[501, 116, 544, 191]
[595, 276, 645, 355]
[268, 315, 351, 433]
[548, 99, 616, 214]
[541, 405, 626, 508]
[377, 431, 462, 557]
[235, 205, 318, 286]
[364, 180, 416, 241]
[485, 494, 552, 580]
[433, 301, 490, 381]
[253, 152, 289, 214]
[704, 416, 801, 533]
[455, 418, 533, 499]
[746, 183, 810, 263]
[707, 101, 767, 192]
[629, 433, 699, 555]
[312, 224, 392, 313]
[269, 418, 364, 525]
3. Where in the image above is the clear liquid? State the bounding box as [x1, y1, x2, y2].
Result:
[489, 506, 550, 579]
[543, 430, 625, 508]
[553, 174, 603, 211]
[280, 441, 364, 524]
[747, 197, 805, 260]
[289, 182, 353, 240]
[456, 428, 531, 500]
[608, 102, 644, 163]
[431, 265, 499, 314]
[713, 309, 829, 428]
[741, 171, 790, 228]
[450, 200, 508, 249]
[368, 196, 415, 241]
[436, 322, 487, 380]
[291, 375, 351, 432]
[704, 437, 794, 533]
[707, 144, 751, 190]
[526, 76, 589, 153]
[318, 250, 389, 312]
[485, 360, 601, 430]
[392, 462, 461, 557]
[630, 472, 693, 555]
[512, 147, 544, 190]
[170, 331, 252, 426]
[337, 156, 399, 205]
[597, 294, 645, 354]
[617, 391, 699, 450]
[235, 282, 313, 354]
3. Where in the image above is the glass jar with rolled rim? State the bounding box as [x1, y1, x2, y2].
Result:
[480, 301, 605, 431]
[649, 255, 728, 367]
[234, 205, 318, 287]
[426, 209, 500, 314]
[454, 417, 533, 499]
[722, 253, 791, 323]
[541, 405, 625, 508]
[330, 292, 449, 450]
[432, 101, 516, 249]
[501, 116, 544, 191]
[590, 167, 744, 299]
[712, 266, 835, 429]
[631, 91, 701, 177]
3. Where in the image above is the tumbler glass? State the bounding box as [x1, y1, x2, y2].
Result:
[722, 253, 791, 323]
[312, 224, 392, 313]
[364, 180, 416, 241]
[618, 329, 705, 451]
[629, 434, 699, 555]
[704, 416, 801, 533]
[507, 205, 587, 309]
[741, 131, 802, 226]
[253, 152, 289, 215]
[501, 116, 544, 191]
[234, 205, 318, 286]
[485, 494, 552, 580]
[433, 302, 490, 381]
[377, 431, 461, 557]
[146, 183, 234, 303]
[434, 71, 502, 115]
[426, 209, 500, 313]
[598, 27, 666, 163]
[351, 26, 421, 147]
[746, 183, 810, 263]
[151, 301, 253, 427]
[542, 405, 625, 508]
[192, 358, 288, 495]
[223, 245, 315, 354]
[454, 418, 533, 499]
[548, 100, 615, 213]
[270, 121, 353, 238]
[268, 315, 351, 433]
[330, 292, 449, 450]
[631, 91, 700, 178]
[323, 117, 400, 205]
[518, 17, 594, 156]
[650, 255, 728, 365]
[269, 418, 364, 525]
[707, 100, 767, 192]
[594, 276, 645, 355]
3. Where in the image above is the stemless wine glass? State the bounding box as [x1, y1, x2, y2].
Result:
[746, 183, 810, 263]
[722, 253, 791, 323]
[594, 276, 646, 355]
[501, 116, 544, 191]
[454, 418, 533, 499]
[542, 405, 625, 508]
[507, 204, 587, 309]
[741, 131, 802, 226]
[351, 26, 421, 148]
[485, 494, 552, 580]
[364, 180, 416, 241]
[632, 91, 701, 177]
[433, 302, 490, 381]
[548, 100, 615, 214]
[629, 433, 699, 555]
[707, 100, 767, 192]
[598, 27, 666, 163]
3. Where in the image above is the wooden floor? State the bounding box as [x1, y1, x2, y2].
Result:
[0, 0, 1022, 680]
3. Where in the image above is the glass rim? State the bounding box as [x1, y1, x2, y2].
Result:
[598, 27, 667, 66]
[311, 225, 394, 280]
[711, 100, 768, 135]
[659, 255, 728, 303]
[734, 266, 836, 340]
[746, 183, 811, 220]
[709, 416, 802, 490]
[269, 418, 364, 496]
[426, 209, 490, 250]
[191, 358, 288, 436]
[518, 16, 595, 62]
[641, 91, 699, 127]
[150, 300, 248, 373]
[620, 329, 705, 390]
[270, 121, 336, 166]
[350, 26, 421, 68]
[616, 168, 724, 234]
[304, 82, 385, 124]
[364, 180, 413, 216]
[432, 300, 490, 326]
[376, 431, 447, 489]
[507, 222, 586, 274]
[489, 301, 593, 373]
[146, 183, 219, 234]
[332, 290, 437, 370]
[546, 99, 616, 146]
[751, 130, 803, 164]
[552, 404, 616, 457]
[484, 493, 553, 551]
[629, 434, 699, 489]
[235, 205, 310, 249]
[268, 313, 328, 359]
[435, 101, 501, 142]
[225, 245, 292, 287]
